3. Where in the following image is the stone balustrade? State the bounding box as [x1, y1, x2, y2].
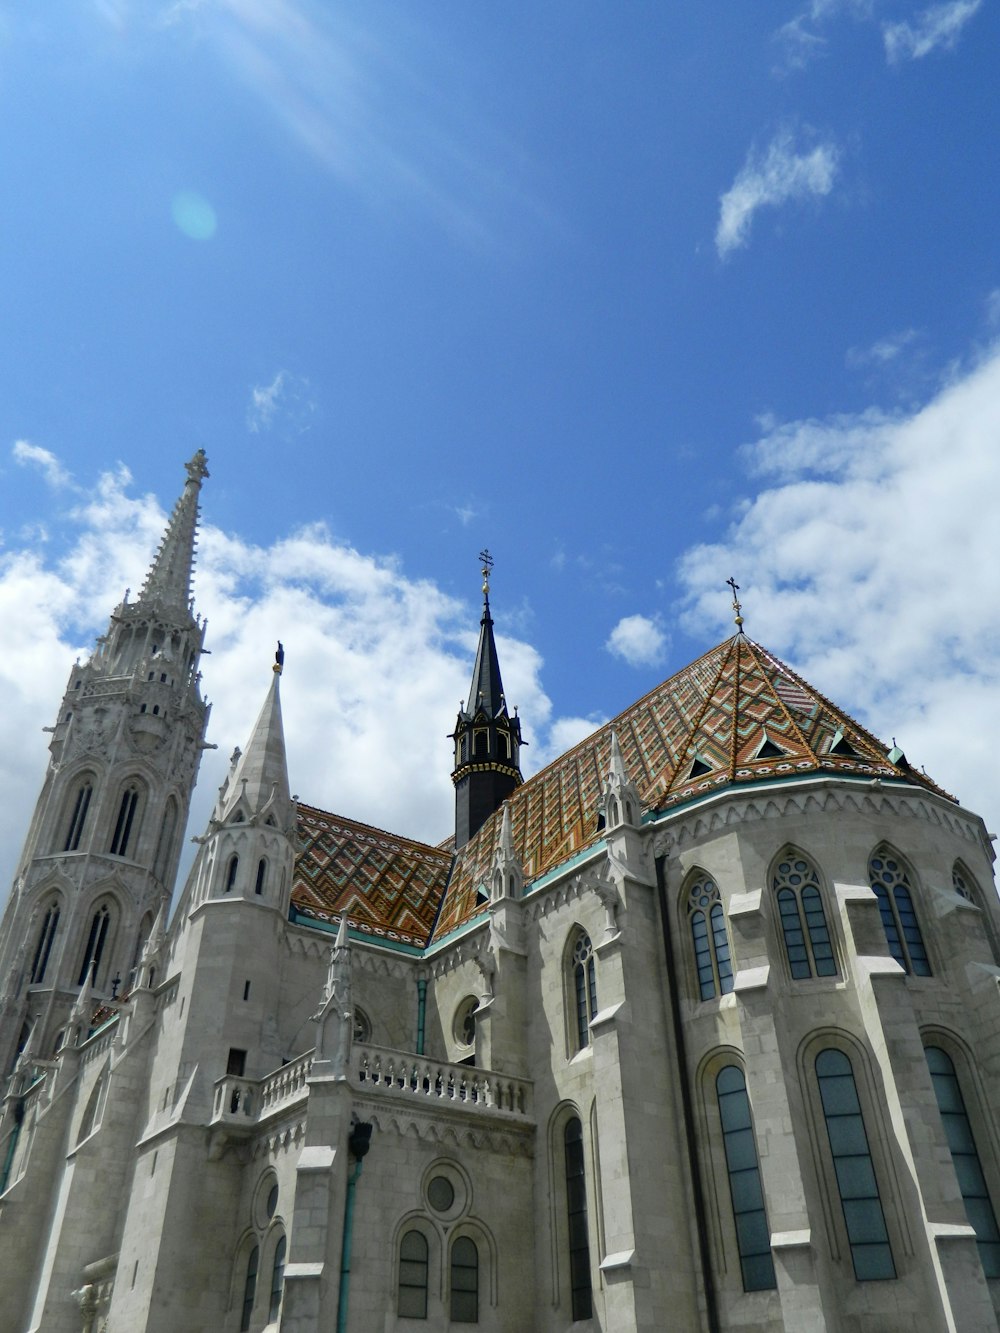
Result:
[209, 1044, 532, 1129]
[354, 1044, 532, 1119]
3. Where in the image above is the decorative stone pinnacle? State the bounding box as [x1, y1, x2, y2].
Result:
[185, 449, 210, 484]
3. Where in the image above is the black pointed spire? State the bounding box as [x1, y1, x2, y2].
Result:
[451, 552, 524, 849]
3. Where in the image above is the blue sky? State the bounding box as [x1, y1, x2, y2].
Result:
[1, 0, 999, 882]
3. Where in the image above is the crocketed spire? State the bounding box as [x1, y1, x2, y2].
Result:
[137, 450, 209, 612]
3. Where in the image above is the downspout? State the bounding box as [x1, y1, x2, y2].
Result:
[655, 854, 721, 1333]
[336, 1122, 373, 1333]
[336, 1159, 363, 1333]
[0, 1101, 25, 1195]
[416, 977, 427, 1056]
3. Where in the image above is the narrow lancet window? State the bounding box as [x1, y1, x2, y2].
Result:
[564, 1117, 593, 1319]
[773, 854, 837, 979]
[815, 1048, 894, 1280]
[240, 1246, 258, 1332]
[869, 849, 931, 976]
[64, 781, 93, 852]
[77, 905, 111, 987]
[687, 876, 734, 1000]
[398, 1230, 429, 1319]
[450, 1236, 479, 1323]
[30, 906, 60, 984]
[925, 1046, 1000, 1277]
[572, 932, 597, 1051]
[110, 785, 140, 857]
[717, 1066, 776, 1291]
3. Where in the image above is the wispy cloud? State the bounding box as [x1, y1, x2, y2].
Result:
[883, 0, 982, 63]
[773, 0, 873, 72]
[846, 328, 921, 367]
[246, 370, 315, 435]
[606, 614, 668, 669]
[679, 340, 1000, 828]
[12, 440, 75, 490]
[716, 130, 839, 258]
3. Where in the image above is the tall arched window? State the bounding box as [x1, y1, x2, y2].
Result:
[564, 1117, 593, 1320]
[687, 875, 734, 1000]
[815, 1048, 894, 1280]
[77, 904, 111, 986]
[953, 863, 975, 902]
[450, 1236, 479, 1323]
[716, 1066, 776, 1291]
[398, 1230, 429, 1318]
[240, 1245, 259, 1332]
[869, 848, 931, 976]
[30, 904, 60, 984]
[153, 797, 178, 883]
[63, 780, 93, 851]
[255, 859, 267, 896]
[773, 853, 837, 979]
[925, 1046, 1000, 1277]
[109, 784, 141, 857]
[268, 1234, 286, 1321]
[226, 855, 240, 893]
[571, 932, 597, 1051]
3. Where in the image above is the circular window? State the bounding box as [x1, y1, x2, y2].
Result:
[427, 1175, 455, 1213]
[453, 997, 477, 1050]
[253, 1172, 279, 1229]
[266, 1184, 279, 1219]
[421, 1160, 470, 1222]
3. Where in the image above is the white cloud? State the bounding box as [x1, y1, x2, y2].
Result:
[606, 614, 668, 669]
[883, 0, 982, 63]
[0, 460, 589, 897]
[985, 289, 1000, 328]
[247, 370, 316, 436]
[678, 341, 1000, 831]
[716, 130, 839, 258]
[12, 440, 75, 489]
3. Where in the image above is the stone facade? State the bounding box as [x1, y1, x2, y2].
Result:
[1, 459, 999, 1332]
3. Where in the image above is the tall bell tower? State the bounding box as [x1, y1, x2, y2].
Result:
[0, 452, 212, 1073]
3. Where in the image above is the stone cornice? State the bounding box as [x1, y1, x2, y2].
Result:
[355, 1096, 534, 1156]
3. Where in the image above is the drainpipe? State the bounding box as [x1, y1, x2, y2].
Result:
[0, 1101, 25, 1195]
[655, 854, 720, 1333]
[336, 1121, 373, 1333]
[415, 978, 427, 1056]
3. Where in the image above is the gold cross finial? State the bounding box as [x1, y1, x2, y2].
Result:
[726, 576, 744, 630]
[479, 548, 494, 597]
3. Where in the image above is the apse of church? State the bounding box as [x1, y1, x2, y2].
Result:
[1, 456, 1000, 1332]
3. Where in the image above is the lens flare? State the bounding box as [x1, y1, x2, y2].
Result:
[171, 191, 217, 241]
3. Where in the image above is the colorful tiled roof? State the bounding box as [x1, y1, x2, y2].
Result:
[291, 804, 452, 948]
[432, 633, 952, 939]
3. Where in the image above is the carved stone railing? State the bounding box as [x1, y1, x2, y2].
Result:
[208, 1045, 533, 1129]
[353, 1045, 532, 1119]
[259, 1051, 313, 1114]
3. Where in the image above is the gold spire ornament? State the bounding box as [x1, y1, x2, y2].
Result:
[726, 576, 744, 631]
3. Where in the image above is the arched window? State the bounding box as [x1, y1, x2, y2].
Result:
[450, 1236, 479, 1323]
[564, 1117, 593, 1320]
[268, 1235, 286, 1321]
[254, 859, 267, 896]
[77, 904, 111, 986]
[240, 1245, 259, 1332]
[398, 1229, 429, 1318]
[226, 855, 240, 893]
[571, 932, 597, 1051]
[63, 780, 93, 851]
[30, 904, 60, 983]
[353, 1007, 372, 1044]
[925, 1046, 1000, 1277]
[869, 848, 931, 976]
[687, 875, 733, 1000]
[109, 783, 141, 857]
[773, 853, 837, 979]
[953, 863, 975, 901]
[153, 798, 178, 883]
[716, 1066, 776, 1291]
[815, 1048, 894, 1280]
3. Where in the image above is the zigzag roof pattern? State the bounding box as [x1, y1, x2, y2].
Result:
[291, 803, 451, 948]
[432, 633, 952, 938]
[289, 634, 951, 949]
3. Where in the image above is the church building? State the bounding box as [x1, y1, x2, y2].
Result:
[1, 454, 999, 1332]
